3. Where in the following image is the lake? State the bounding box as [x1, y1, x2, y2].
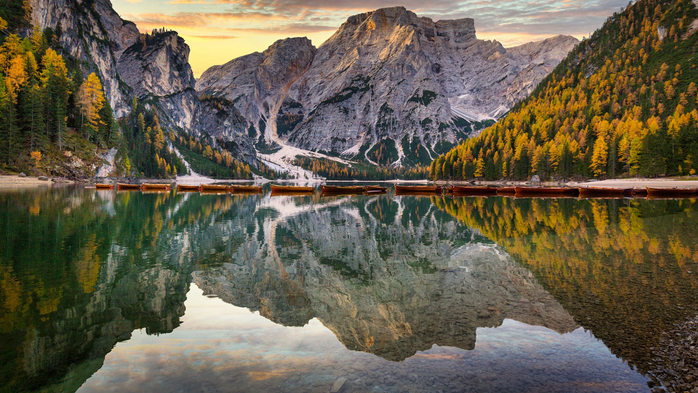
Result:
[1, 186, 697, 392]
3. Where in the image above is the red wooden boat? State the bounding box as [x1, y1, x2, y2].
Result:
[321, 185, 365, 194]
[117, 183, 140, 191]
[394, 185, 442, 194]
[177, 184, 200, 192]
[364, 185, 388, 192]
[230, 185, 263, 193]
[452, 186, 498, 196]
[496, 187, 516, 195]
[646, 187, 697, 198]
[515, 187, 579, 197]
[578, 187, 632, 198]
[631, 188, 648, 197]
[141, 183, 171, 191]
[200, 184, 230, 192]
[95, 183, 114, 190]
[270, 185, 315, 195]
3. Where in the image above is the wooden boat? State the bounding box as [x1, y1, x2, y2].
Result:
[141, 183, 171, 191]
[117, 183, 140, 191]
[452, 186, 498, 196]
[321, 185, 365, 194]
[270, 185, 315, 195]
[632, 188, 648, 197]
[200, 184, 230, 192]
[230, 185, 263, 193]
[578, 187, 632, 198]
[364, 185, 388, 192]
[177, 184, 200, 192]
[394, 185, 442, 194]
[442, 186, 454, 194]
[514, 186, 579, 197]
[496, 187, 516, 195]
[363, 189, 387, 195]
[646, 187, 698, 198]
[95, 183, 114, 190]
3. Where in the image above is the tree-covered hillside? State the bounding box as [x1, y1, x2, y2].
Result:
[432, 0, 698, 180]
[0, 3, 257, 179]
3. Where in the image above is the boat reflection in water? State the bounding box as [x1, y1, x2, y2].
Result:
[1, 187, 697, 392]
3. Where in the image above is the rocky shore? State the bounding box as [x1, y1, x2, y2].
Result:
[648, 313, 698, 392]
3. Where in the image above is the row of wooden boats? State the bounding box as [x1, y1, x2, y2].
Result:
[95, 183, 171, 191]
[95, 183, 698, 198]
[95, 183, 263, 193]
[443, 185, 697, 198]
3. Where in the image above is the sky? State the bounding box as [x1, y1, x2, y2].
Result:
[111, 0, 631, 78]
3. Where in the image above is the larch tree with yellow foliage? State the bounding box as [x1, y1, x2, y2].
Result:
[76, 72, 105, 140]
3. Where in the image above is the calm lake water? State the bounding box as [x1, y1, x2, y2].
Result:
[1, 186, 698, 392]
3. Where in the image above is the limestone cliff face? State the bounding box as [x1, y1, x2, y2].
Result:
[29, 0, 258, 162]
[196, 37, 316, 150]
[197, 7, 578, 165]
[29, 0, 139, 117]
[116, 31, 201, 132]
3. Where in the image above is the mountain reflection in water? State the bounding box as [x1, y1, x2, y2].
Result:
[0, 187, 696, 392]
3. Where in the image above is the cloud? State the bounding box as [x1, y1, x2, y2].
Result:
[131, 0, 631, 41]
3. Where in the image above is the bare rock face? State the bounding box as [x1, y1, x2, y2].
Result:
[30, 0, 139, 117]
[197, 6, 579, 165]
[197, 37, 316, 148]
[118, 32, 195, 99]
[29, 0, 258, 163]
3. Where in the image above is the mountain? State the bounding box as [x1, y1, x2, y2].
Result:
[431, 0, 698, 181]
[197, 7, 578, 167]
[27, 0, 257, 165]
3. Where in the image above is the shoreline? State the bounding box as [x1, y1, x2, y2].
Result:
[434, 177, 698, 189]
[4, 174, 698, 190]
[0, 175, 75, 189]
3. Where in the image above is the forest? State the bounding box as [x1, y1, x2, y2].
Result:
[0, 3, 256, 180]
[0, 15, 120, 176]
[431, 0, 698, 181]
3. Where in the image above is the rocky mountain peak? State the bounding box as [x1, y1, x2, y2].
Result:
[259, 37, 316, 90]
[118, 30, 196, 98]
[197, 7, 578, 166]
[434, 18, 477, 45]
